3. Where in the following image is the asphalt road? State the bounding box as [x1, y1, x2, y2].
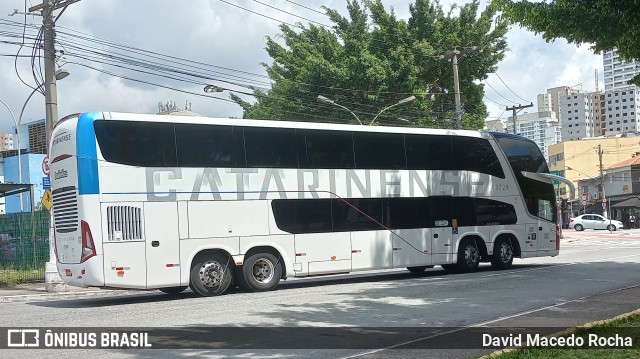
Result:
[2, 230, 640, 358]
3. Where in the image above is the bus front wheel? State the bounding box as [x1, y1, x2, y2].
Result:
[189, 252, 233, 297]
[236, 252, 282, 292]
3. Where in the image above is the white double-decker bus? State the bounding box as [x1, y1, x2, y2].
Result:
[50, 112, 559, 296]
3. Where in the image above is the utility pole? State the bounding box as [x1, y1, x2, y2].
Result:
[442, 46, 481, 130]
[29, 0, 81, 292]
[506, 103, 534, 134]
[597, 144, 607, 218]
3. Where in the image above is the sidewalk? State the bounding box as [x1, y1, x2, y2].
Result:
[0, 282, 148, 303]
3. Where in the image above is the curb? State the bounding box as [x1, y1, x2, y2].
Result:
[478, 307, 640, 358]
[0, 288, 149, 303]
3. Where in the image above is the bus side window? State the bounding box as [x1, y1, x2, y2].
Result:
[303, 130, 354, 169]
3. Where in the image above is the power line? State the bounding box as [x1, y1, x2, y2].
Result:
[494, 71, 529, 103]
[282, 0, 327, 16]
[483, 79, 519, 104]
[250, 0, 331, 28]
[218, 0, 303, 29]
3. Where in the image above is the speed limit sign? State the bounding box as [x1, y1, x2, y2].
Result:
[42, 156, 50, 176]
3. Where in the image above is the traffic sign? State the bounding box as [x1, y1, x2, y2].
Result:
[42, 156, 50, 176]
[603, 198, 607, 204]
[43, 176, 50, 189]
[581, 193, 589, 205]
[41, 189, 52, 211]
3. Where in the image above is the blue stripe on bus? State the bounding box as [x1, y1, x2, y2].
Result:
[77, 112, 100, 195]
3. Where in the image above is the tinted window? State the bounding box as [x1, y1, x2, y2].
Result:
[333, 198, 383, 232]
[175, 124, 245, 167]
[383, 197, 429, 229]
[453, 197, 518, 226]
[303, 130, 354, 168]
[244, 128, 299, 168]
[405, 134, 454, 170]
[452, 137, 505, 178]
[353, 132, 405, 169]
[94, 120, 176, 167]
[492, 133, 556, 223]
[271, 199, 333, 234]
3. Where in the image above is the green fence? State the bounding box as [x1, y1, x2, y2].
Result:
[0, 211, 51, 285]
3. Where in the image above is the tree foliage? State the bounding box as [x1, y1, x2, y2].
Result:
[498, 0, 640, 85]
[231, 0, 508, 129]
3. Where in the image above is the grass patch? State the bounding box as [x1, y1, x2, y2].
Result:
[486, 314, 640, 358]
[0, 267, 44, 286]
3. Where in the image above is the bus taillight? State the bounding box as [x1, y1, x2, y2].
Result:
[80, 220, 96, 263]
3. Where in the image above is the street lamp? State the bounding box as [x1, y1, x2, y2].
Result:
[204, 84, 224, 93]
[0, 98, 25, 211]
[317, 95, 363, 125]
[15, 69, 70, 212]
[369, 96, 416, 125]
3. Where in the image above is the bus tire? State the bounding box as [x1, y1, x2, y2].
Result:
[159, 286, 187, 295]
[407, 265, 434, 273]
[236, 252, 282, 292]
[490, 238, 514, 270]
[455, 239, 480, 272]
[189, 252, 233, 297]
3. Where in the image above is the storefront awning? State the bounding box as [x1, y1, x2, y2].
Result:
[611, 197, 640, 208]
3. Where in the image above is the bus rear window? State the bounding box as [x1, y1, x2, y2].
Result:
[94, 120, 177, 167]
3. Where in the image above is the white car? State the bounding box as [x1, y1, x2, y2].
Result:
[568, 214, 624, 231]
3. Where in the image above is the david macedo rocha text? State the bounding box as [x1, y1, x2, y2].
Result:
[483, 333, 633, 348]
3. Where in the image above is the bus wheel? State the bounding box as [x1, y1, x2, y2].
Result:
[189, 252, 233, 297]
[237, 252, 282, 292]
[490, 238, 514, 270]
[456, 239, 480, 272]
[407, 265, 434, 273]
[159, 286, 187, 295]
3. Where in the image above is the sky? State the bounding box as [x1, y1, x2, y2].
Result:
[0, 0, 603, 133]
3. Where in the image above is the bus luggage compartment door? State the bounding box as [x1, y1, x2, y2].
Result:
[294, 232, 351, 276]
[144, 202, 181, 288]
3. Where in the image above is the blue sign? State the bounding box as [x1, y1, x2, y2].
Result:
[43, 177, 51, 189]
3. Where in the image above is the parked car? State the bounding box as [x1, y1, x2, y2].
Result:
[568, 214, 624, 231]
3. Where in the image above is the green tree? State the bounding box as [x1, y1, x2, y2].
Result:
[498, 0, 640, 85]
[232, 0, 508, 129]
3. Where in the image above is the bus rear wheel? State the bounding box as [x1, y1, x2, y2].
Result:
[189, 252, 233, 297]
[490, 238, 514, 270]
[407, 265, 434, 273]
[236, 252, 282, 292]
[455, 239, 480, 272]
[159, 286, 187, 295]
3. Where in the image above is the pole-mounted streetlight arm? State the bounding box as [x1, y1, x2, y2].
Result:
[369, 95, 416, 126]
[317, 95, 363, 125]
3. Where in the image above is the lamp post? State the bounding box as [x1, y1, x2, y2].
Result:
[0, 98, 25, 212]
[317, 95, 363, 125]
[369, 96, 416, 125]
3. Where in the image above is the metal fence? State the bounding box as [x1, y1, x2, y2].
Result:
[0, 211, 50, 285]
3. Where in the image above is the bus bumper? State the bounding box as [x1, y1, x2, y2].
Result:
[57, 256, 105, 288]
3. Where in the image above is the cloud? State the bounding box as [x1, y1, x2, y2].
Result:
[0, 0, 603, 132]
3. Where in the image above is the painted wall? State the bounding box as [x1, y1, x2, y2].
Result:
[4, 153, 47, 213]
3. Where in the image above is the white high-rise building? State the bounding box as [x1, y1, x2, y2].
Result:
[537, 86, 579, 115]
[505, 111, 561, 161]
[559, 92, 600, 140]
[603, 49, 640, 91]
[600, 88, 640, 136]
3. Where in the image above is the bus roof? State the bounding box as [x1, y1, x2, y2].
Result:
[77, 111, 488, 139]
